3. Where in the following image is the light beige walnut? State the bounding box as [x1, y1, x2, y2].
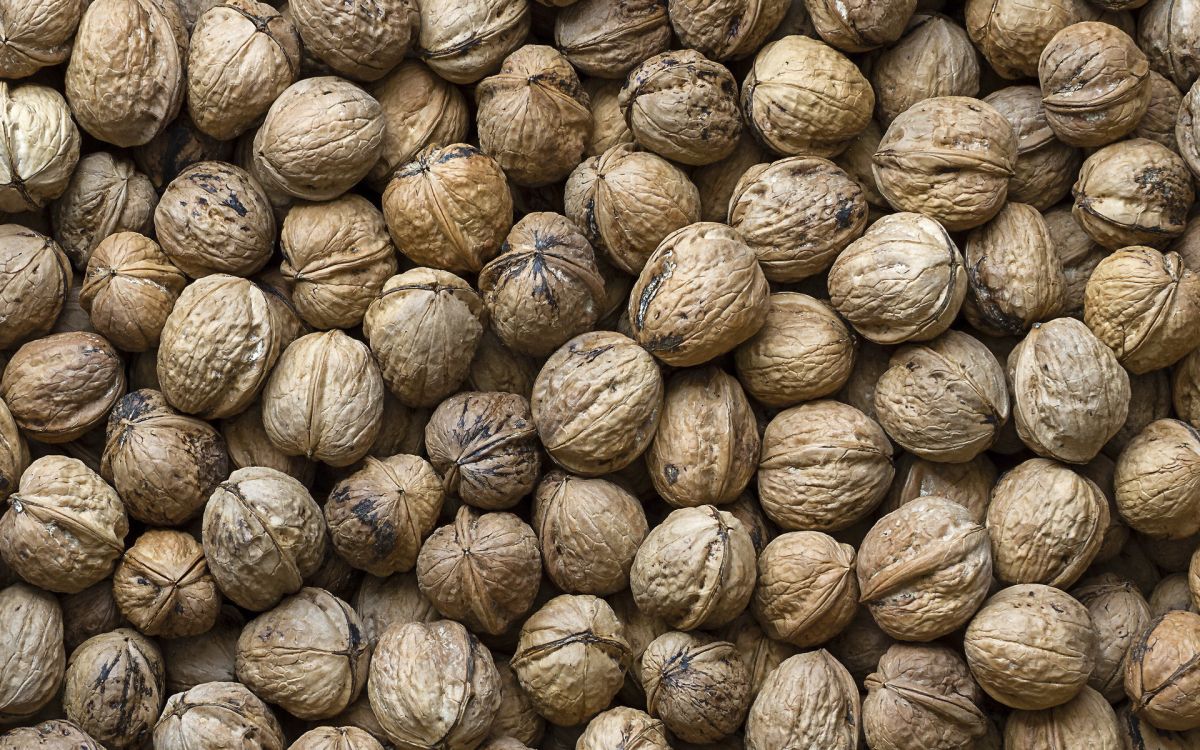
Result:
[1115, 419, 1200, 539]
[1073, 139, 1193, 249]
[0, 83, 80, 214]
[161, 607, 242, 693]
[0, 0, 83, 78]
[555, 0, 670, 77]
[490, 658, 545, 747]
[965, 0, 1112, 79]
[221, 400, 315, 486]
[576, 708, 669, 750]
[1125, 611, 1200, 731]
[804, 0, 916, 51]
[666, 0, 787, 60]
[1072, 575, 1154, 703]
[414, 0, 529, 84]
[983, 86, 1082, 210]
[0, 583, 64, 723]
[1005, 686, 1121, 749]
[583, 79, 634, 157]
[0, 398, 25, 505]
[863, 644, 987, 750]
[63, 629, 164, 749]
[0, 225, 72, 350]
[290, 0, 416, 81]
[80, 232, 185, 351]
[0, 720, 102, 748]
[872, 13, 979, 126]
[366, 61, 469, 188]
[291, 727, 385, 750]
[641, 632, 749, 743]
[753, 531, 856, 647]
[1136, 71, 1183, 151]
[51, 152, 157, 270]
[744, 651, 860, 750]
[113, 529, 220, 638]
[352, 573, 437, 647]
[154, 681, 284, 750]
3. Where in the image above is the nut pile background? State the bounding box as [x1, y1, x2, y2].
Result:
[1, 0, 1200, 747]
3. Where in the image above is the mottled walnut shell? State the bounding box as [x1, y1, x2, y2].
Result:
[758, 400, 893, 532]
[414, 0, 529, 84]
[873, 96, 1017, 231]
[1009, 318, 1131, 464]
[491, 658, 545, 746]
[479, 212, 605, 357]
[565, 144, 700, 276]
[1140, 0, 1200, 91]
[1126, 611, 1200, 730]
[363, 268, 485, 408]
[80, 232, 185, 351]
[202, 466, 326, 611]
[753, 531, 856, 647]
[290, 0, 415, 81]
[872, 13, 979, 126]
[0, 583, 63, 722]
[1005, 687, 1122, 749]
[251, 77, 384, 201]
[236, 587, 369, 720]
[666, 0, 787, 60]
[863, 644, 987, 750]
[0, 84, 79, 214]
[187, 0, 300, 140]
[136, 112, 234, 191]
[640, 632, 749, 743]
[1073, 140, 1194, 249]
[221, 400, 315, 485]
[874, 330, 1009, 462]
[0, 720, 102, 749]
[1072, 575, 1153, 702]
[964, 584, 1095, 710]
[0, 225, 71, 349]
[1116, 419, 1200, 540]
[416, 506, 541, 635]
[583, 79, 634, 157]
[154, 681, 284, 750]
[1039, 23, 1150, 147]
[60, 581, 124, 659]
[476, 45, 591, 188]
[804, 0, 915, 51]
[742, 35, 873, 157]
[1149, 573, 1197, 617]
[161, 606, 242, 693]
[718, 614, 797, 698]
[555, 0, 669, 78]
[292, 727, 385, 750]
[51, 152, 156, 270]
[631, 505, 757, 631]
[576, 707, 669, 750]
[983, 86, 1081, 210]
[619, 50, 742, 166]
[1119, 701, 1200, 749]
[0, 0, 82, 78]
[63, 629, 164, 749]
[511, 594, 630, 726]
[1137, 71, 1183, 152]
[744, 650, 860, 750]
[113, 529, 219, 638]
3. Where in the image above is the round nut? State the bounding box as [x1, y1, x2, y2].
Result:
[885, 453, 997, 524]
[291, 727, 385, 750]
[983, 85, 1082, 210]
[744, 651, 860, 750]
[666, 0, 787, 60]
[51, 152, 157, 270]
[490, 658, 545, 747]
[0, 83, 80, 213]
[641, 632, 750, 743]
[1072, 575, 1154, 702]
[154, 681, 284, 750]
[1125, 611, 1200, 731]
[352, 573, 437, 647]
[0, 583, 64, 723]
[1140, 0, 1200, 91]
[1115, 419, 1200, 539]
[1004, 687, 1122, 750]
[753, 531, 857, 647]
[0, 225, 72, 350]
[413, 0, 529, 84]
[872, 13, 980, 125]
[805, 0, 916, 52]
[161, 607, 242, 693]
[863, 644, 988, 750]
[577, 707, 669, 750]
[112, 529, 220, 638]
[366, 61, 469, 188]
[220, 400, 315, 486]
[583, 79, 635, 157]
[556, 0, 670, 77]
[1136, 71, 1183, 151]
[63, 629, 164, 749]
[80, 232, 186, 352]
[0, 0, 83, 77]
[0, 720, 102, 749]
[289, 0, 416, 82]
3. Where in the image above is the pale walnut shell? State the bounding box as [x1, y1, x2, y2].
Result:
[161, 606, 242, 693]
[1009, 318, 1131, 464]
[555, 0, 670, 77]
[983, 86, 1082, 210]
[1115, 419, 1200, 539]
[885, 451, 997, 524]
[1126, 611, 1200, 731]
[667, 0, 788, 60]
[753, 531, 857, 647]
[0, 83, 80, 214]
[964, 584, 1096, 710]
[236, 587, 369, 720]
[251, 76, 384, 201]
[1150, 573, 1197, 617]
[292, 727, 386, 750]
[608, 587, 668, 702]
[476, 45, 592, 187]
[113, 529, 220, 638]
[873, 330, 1010, 463]
[0, 583, 64, 723]
[51, 152, 157, 270]
[511, 594, 630, 726]
[369, 619, 501, 748]
[290, 0, 416, 81]
[1140, 0, 1200, 91]
[363, 268, 486, 408]
[0, 225, 71, 349]
[631, 505, 757, 631]
[63, 629, 164, 749]
[1072, 575, 1154, 702]
[744, 650, 860, 750]
[367, 61, 469, 188]
[1173, 349, 1200, 431]
[1044, 204, 1106, 319]
[80, 232, 185, 352]
[154, 681, 284, 750]
[872, 13, 980, 126]
[872, 96, 1017, 231]
[201, 466, 327, 611]
[742, 35, 874, 157]
[804, 0, 915, 51]
[478, 212, 605, 357]
[1039, 23, 1151, 147]
[414, 0, 529, 84]
[382, 144, 513, 274]
[839, 219, 964, 351]
[221, 399, 315, 485]
[862, 643, 987, 750]
[352, 573, 437, 647]
[0, 720, 102, 749]
[533, 471, 648, 595]
[628, 222, 769, 366]
[1085, 247, 1200, 374]
[490, 659, 545, 746]
[583, 79, 635, 157]
[1136, 71, 1183, 152]
[65, 0, 186, 147]
[857, 497, 992, 641]
[618, 50, 742, 166]
[101, 388, 228, 526]
[187, 0, 300, 140]
[1104, 372, 1171, 466]
[641, 632, 749, 743]
[531, 330, 663, 476]
[577, 708, 669, 750]
[565, 144, 700, 276]
[646, 366, 758, 508]
[1006, 687, 1121, 749]
[825, 339, 889, 419]
[728, 156, 867, 282]
[758, 400, 894, 532]
[0, 0, 82, 78]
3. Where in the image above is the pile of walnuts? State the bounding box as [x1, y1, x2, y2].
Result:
[2, 0, 1200, 747]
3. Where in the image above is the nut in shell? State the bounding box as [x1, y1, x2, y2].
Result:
[0, 583, 64, 723]
[0, 225, 72, 350]
[744, 650, 860, 750]
[576, 707, 670, 750]
[112, 529, 220, 638]
[154, 681, 285, 750]
[63, 628, 164, 749]
[1125, 611, 1200, 731]
[289, 0, 416, 82]
[863, 644, 987, 750]
[641, 632, 750, 743]
[413, 0, 529, 84]
[555, 0, 671, 77]
[1072, 574, 1153, 702]
[50, 151, 157, 270]
[80, 232, 186, 352]
[0, 83, 81, 213]
[753, 530, 858, 647]
[666, 0, 787, 60]
[983, 85, 1082, 210]
[0, 0, 83, 78]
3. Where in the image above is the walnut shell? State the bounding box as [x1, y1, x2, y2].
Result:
[1118, 701, 1200, 750]
[742, 35, 873, 157]
[0, 720, 102, 749]
[0, 225, 71, 350]
[872, 13, 979, 126]
[0, 583, 63, 722]
[0, 455, 126, 593]
[1140, 0, 1200, 91]
[154, 681, 284, 750]
[758, 400, 893, 532]
[631, 505, 757, 631]
[50, 152, 157, 270]
[0, 402, 28, 505]
[886, 453, 996, 525]
[63, 629, 164, 749]
[202, 466, 326, 610]
[805, 0, 915, 51]
[555, 0, 669, 77]
[718, 614, 797, 698]
[137, 112, 234, 191]
[983, 86, 1081, 210]
[80, 232, 185, 352]
[290, 0, 415, 82]
[65, 0, 186, 147]
[366, 62, 469, 189]
[583, 78, 634, 157]
[1150, 573, 1197, 617]
[619, 50, 742, 166]
[161, 606, 242, 693]
[1072, 575, 1154, 702]
[1136, 71, 1183, 152]
[251, 77, 384, 201]
[0, 0, 82, 78]
[666, 0, 787, 60]
[862, 644, 987, 750]
[640, 632, 749, 743]
[220, 399, 315, 486]
[352, 573, 437, 647]
[369, 619, 501, 748]
[112, 529, 220, 638]
[1116, 419, 1200, 540]
[964, 584, 1095, 710]
[825, 606, 893, 688]
[414, 0, 529, 84]
[0, 84, 79, 214]
[753, 531, 856, 647]
[292, 727, 385, 750]
[363, 268, 486, 408]
[1126, 611, 1200, 731]
[490, 658, 545, 746]
[576, 707, 669, 750]
[428, 391, 539, 510]
[1044, 204, 1106, 320]
[1009, 318, 1131, 464]
[60, 580, 124, 655]
[1005, 686, 1122, 749]
[744, 650, 860, 750]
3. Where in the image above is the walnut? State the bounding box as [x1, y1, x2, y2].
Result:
[352, 573, 437, 647]
[1140, 0, 1200, 90]
[753, 531, 856, 647]
[0, 84, 79, 214]
[724, 492, 776, 558]
[414, 0, 529, 84]
[289, 0, 415, 81]
[161, 606, 242, 693]
[366, 62, 469, 188]
[0, 0, 82, 78]
[1150, 573, 1197, 617]
[1009, 318, 1131, 464]
[983, 86, 1081, 210]
[1043, 205, 1106, 319]
[221, 400, 315, 486]
[0, 720, 102, 749]
[666, 0, 787, 60]
[718, 614, 797, 698]
[872, 13, 979, 126]
[887, 455, 995, 526]
[50, 152, 157, 270]
[576, 708, 669, 750]
[370, 620, 501, 747]
[873, 96, 1017, 231]
[863, 644, 987, 750]
[251, 77, 385, 201]
[583, 79, 634, 157]
[742, 35, 874, 157]
[641, 632, 750, 743]
[966, 203, 1066, 334]
[112, 529, 219, 638]
[80, 232, 186, 351]
[0, 584, 63, 722]
[1126, 611, 1200, 731]
[1118, 702, 1200, 750]
[154, 682, 284, 750]
[619, 50, 742, 166]
[1006, 686, 1122, 748]
[65, 0, 186, 147]
[758, 400, 893, 532]
[187, 0, 300, 140]
[833, 119, 886, 208]
[966, 0, 1103, 79]
[63, 629, 164, 749]
[1116, 419, 1200, 540]
[1137, 71, 1183, 151]
[744, 651, 860, 750]
[135, 111, 234, 190]
[511, 594, 630, 726]
[964, 584, 1095, 710]
[0, 395, 23, 502]
[60, 580, 122, 655]
[805, 0, 915, 51]
[292, 727, 385, 750]
[491, 658, 545, 747]
[1072, 575, 1154, 703]
[825, 608, 892, 686]
[202, 466, 326, 610]
[555, 0, 669, 77]
[0, 225, 72, 350]
[564, 144, 701, 275]
[1073, 139, 1193, 249]
[630, 505, 755, 632]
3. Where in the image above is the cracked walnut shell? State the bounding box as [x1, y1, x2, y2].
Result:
[81, 232, 186, 352]
[113, 529, 220, 638]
